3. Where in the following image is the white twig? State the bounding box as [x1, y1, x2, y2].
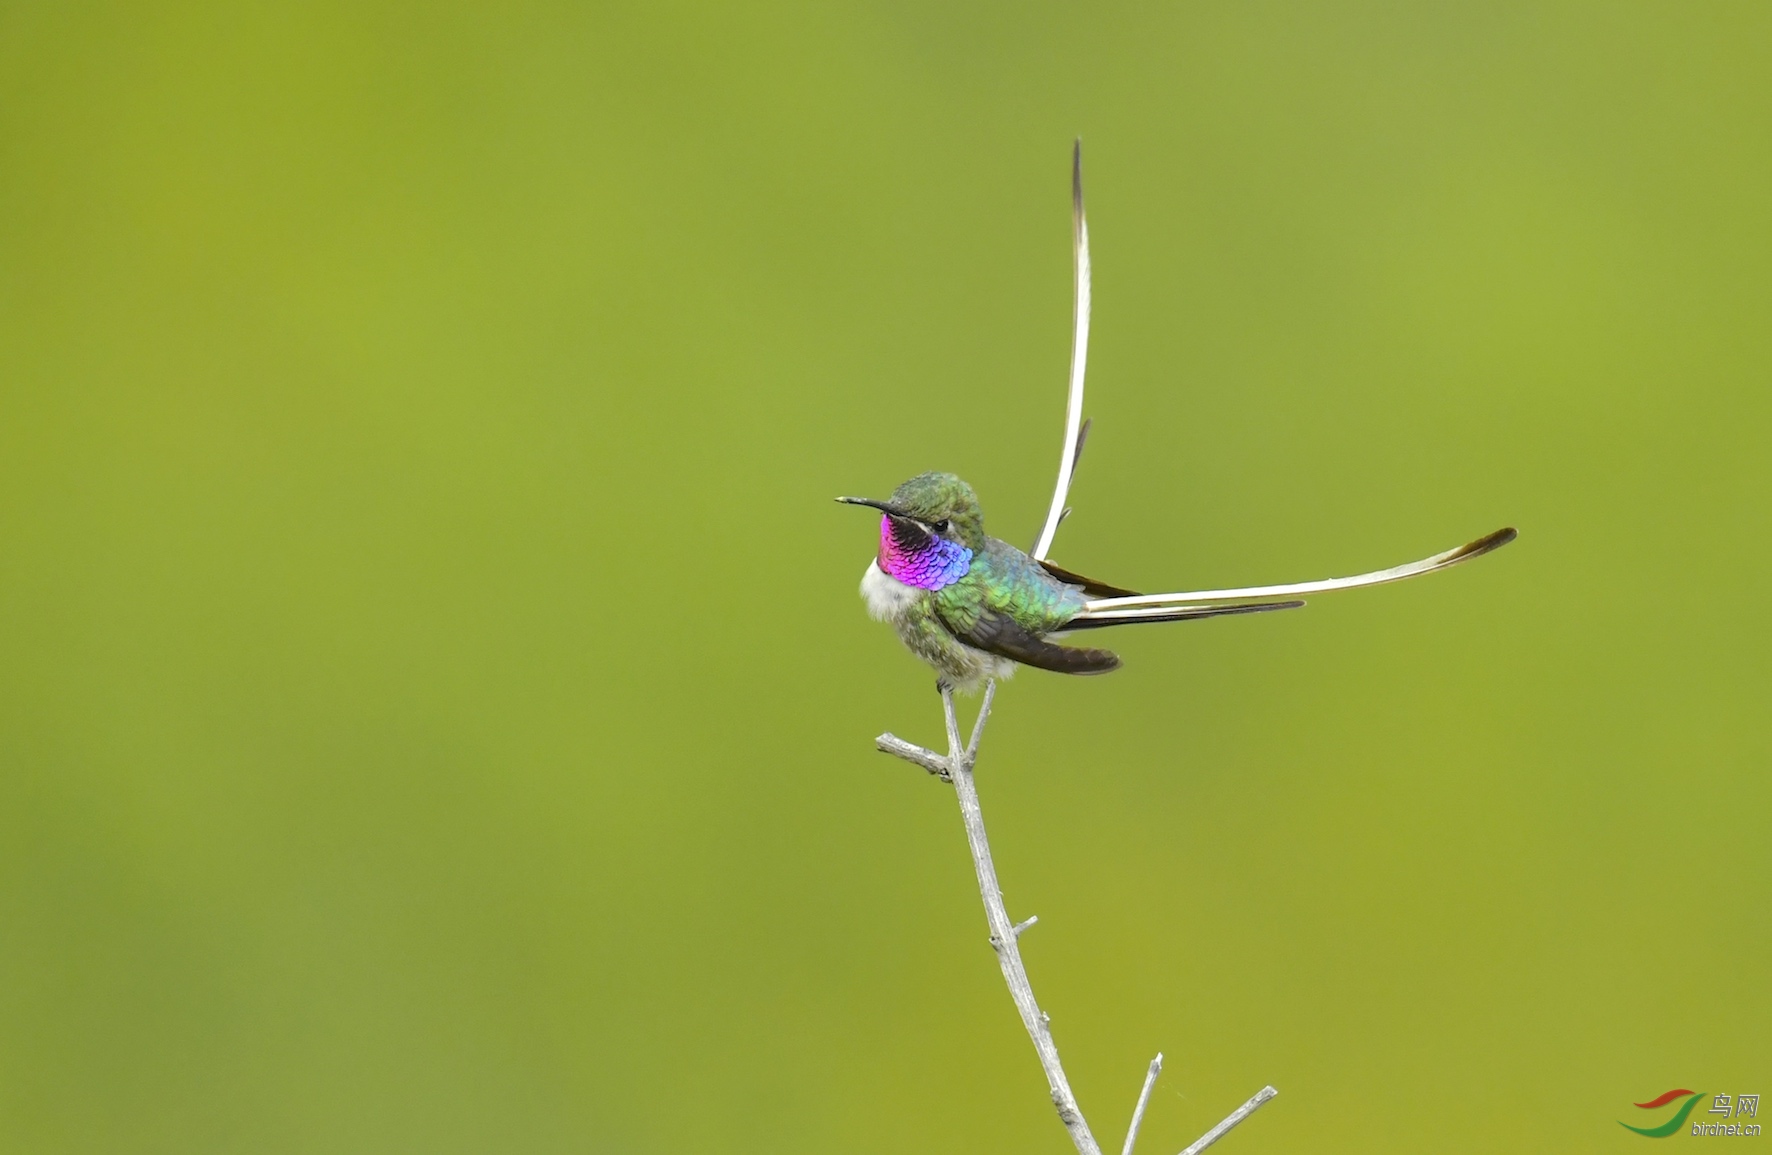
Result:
[1032, 139, 1091, 563]
[875, 705, 1280, 1155]
[874, 732, 951, 779]
[876, 680, 1103, 1155]
[1122, 1053, 1163, 1155]
[946, 682, 1100, 1155]
[1179, 1086, 1278, 1155]
[964, 684, 993, 763]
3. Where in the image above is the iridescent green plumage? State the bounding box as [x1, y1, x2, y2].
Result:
[843, 471, 1511, 691]
[842, 473, 1098, 688]
[848, 472, 1281, 690]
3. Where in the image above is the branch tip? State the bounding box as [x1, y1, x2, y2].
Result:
[1178, 1085, 1278, 1155]
[1121, 1052, 1164, 1155]
[964, 681, 997, 764]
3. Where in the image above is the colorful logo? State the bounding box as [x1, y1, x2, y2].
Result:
[1622, 1090, 1762, 1138]
[1622, 1090, 1705, 1137]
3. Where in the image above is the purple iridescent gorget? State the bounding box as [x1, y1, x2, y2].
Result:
[878, 515, 972, 591]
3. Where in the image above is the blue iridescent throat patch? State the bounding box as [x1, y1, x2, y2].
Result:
[879, 516, 973, 591]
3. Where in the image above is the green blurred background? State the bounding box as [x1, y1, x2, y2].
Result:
[2, 3, 1767, 1152]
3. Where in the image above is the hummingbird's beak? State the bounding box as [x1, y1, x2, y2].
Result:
[836, 496, 912, 518]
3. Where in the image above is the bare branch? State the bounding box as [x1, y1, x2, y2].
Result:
[941, 686, 964, 771]
[1179, 1086, 1278, 1155]
[878, 675, 1281, 1155]
[1032, 139, 1092, 562]
[965, 679, 997, 763]
[874, 733, 952, 779]
[942, 681, 1103, 1155]
[1118, 1052, 1164, 1155]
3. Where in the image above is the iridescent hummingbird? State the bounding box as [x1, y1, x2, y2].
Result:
[841, 145, 1514, 692]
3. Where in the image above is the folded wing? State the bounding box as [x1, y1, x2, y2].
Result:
[946, 606, 1122, 675]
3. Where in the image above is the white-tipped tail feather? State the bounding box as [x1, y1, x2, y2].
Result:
[1031, 141, 1091, 564]
[1074, 527, 1517, 620]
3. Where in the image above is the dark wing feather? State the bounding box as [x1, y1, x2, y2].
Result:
[947, 606, 1121, 676]
[1036, 558, 1140, 598]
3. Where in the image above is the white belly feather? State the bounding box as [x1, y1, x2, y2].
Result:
[860, 559, 920, 622]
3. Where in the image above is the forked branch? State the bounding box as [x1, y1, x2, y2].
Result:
[878, 683, 1101, 1155]
[876, 692, 1277, 1155]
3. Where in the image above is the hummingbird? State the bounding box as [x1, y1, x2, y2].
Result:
[842, 144, 1514, 691]
[840, 472, 1515, 692]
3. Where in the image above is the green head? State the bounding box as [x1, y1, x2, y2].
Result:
[838, 471, 986, 549]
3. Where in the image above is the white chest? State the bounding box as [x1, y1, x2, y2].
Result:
[860, 559, 921, 622]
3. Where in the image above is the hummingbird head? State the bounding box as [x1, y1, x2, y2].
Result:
[837, 472, 985, 591]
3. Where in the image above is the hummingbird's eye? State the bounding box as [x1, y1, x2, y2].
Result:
[931, 519, 950, 535]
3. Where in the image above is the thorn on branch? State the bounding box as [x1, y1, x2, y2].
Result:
[1012, 915, 1039, 937]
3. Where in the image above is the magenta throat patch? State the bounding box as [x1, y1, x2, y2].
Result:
[878, 515, 972, 590]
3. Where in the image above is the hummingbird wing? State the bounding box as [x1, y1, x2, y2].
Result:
[947, 606, 1122, 675]
[1074, 527, 1516, 621]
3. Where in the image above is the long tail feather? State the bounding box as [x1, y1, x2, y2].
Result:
[1031, 140, 1091, 562]
[1062, 599, 1304, 630]
[1082, 527, 1517, 613]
